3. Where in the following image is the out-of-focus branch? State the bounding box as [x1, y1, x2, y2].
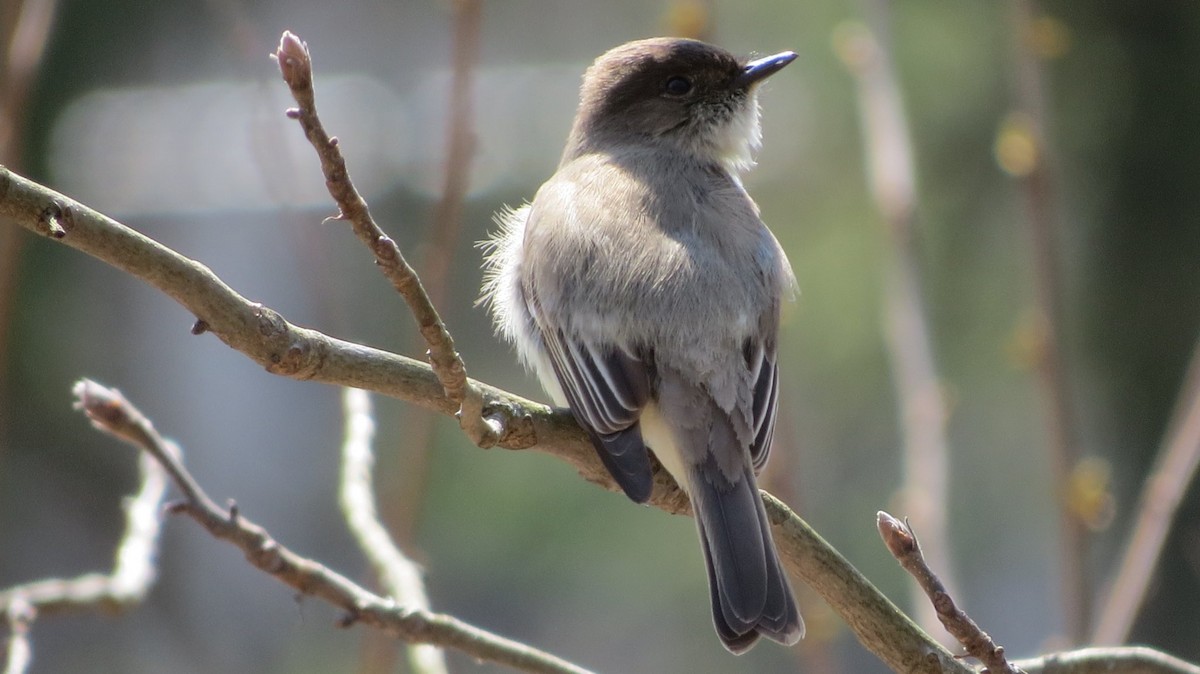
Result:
[340, 388, 447, 674]
[1005, 0, 1090, 642]
[368, 7, 481, 663]
[3, 597, 32, 674]
[0, 0, 60, 437]
[0, 0, 57, 160]
[272, 31, 499, 448]
[0, 447, 166, 615]
[0, 382, 168, 672]
[878, 512, 1023, 674]
[423, 0, 481, 310]
[834, 10, 959, 640]
[1015, 647, 1200, 674]
[1093, 335, 1200, 644]
[875, 513, 1200, 674]
[388, 0, 482, 560]
[72, 379, 592, 674]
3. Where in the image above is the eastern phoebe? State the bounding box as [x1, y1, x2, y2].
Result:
[481, 37, 802, 653]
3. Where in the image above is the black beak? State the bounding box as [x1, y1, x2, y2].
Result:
[736, 51, 797, 89]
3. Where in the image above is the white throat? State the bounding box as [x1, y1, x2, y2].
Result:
[713, 94, 763, 176]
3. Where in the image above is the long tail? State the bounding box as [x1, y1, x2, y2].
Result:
[689, 455, 803, 653]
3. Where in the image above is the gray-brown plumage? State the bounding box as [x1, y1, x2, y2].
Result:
[481, 37, 802, 653]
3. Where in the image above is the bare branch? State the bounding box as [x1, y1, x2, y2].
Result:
[1093, 335, 1200, 644]
[271, 31, 499, 448]
[878, 512, 1022, 674]
[1015, 646, 1200, 674]
[0, 164, 537, 436]
[71, 379, 592, 674]
[340, 387, 447, 674]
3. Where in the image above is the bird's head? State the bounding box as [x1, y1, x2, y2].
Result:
[565, 37, 796, 174]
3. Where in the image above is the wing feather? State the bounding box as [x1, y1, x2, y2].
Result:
[745, 341, 780, 473]
[541, 324, 655, 502]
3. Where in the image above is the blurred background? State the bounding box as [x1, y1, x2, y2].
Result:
[2, 1, 1199, 672]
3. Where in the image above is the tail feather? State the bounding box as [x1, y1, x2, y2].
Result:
[691, 458, 804, 653]
[699, 527, 761, 654]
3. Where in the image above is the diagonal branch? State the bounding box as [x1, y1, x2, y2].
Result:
[72, 379, 593, 674]
[1093, 333, 1200, 644]
[272, 31, 499, 448]
[878, 511, 1023, 674]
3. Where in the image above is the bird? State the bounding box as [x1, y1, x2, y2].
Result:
[480, 36, 802, 653]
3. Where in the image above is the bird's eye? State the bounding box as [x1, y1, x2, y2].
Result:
[664, 75, 693, 96]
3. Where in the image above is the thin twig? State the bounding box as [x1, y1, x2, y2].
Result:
[71, 379, 592, 674]
[370, 14, 484, 668]
[771, 497, 971, 674]
[1007, 0, 1089, 641]
[1093, 335, 1200, 644]
[877, 512, 1023, 674]
[1015, 646, 1200, 674]
[0, 382, 168, 672]
[834, 11, 960, 640]
[271, 31, 499, 449]
[340, 388, 447, 674]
